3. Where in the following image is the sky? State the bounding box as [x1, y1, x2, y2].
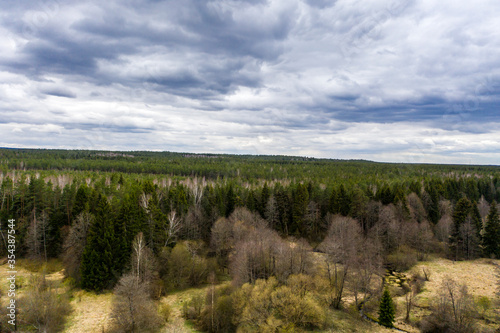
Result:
[0, 0, 499, 165]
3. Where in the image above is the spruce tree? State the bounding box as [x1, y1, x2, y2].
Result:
[80, 194, 116, 291]
[450, 197, 472, 260]
[378, 288, 396, 328]
[259, 182, 270, 218]
[338, 184, 351, 216]
[329, 187, 338, 214]
[292, 183, 309, 235]
[72, 185, 89, 219]
[483, 202, 500, 258]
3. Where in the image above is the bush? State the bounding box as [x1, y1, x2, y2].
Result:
[183, 294, 204, 320]
[272, 285, 326, 329]
[18, 274, 72, 332]
[163, 242, 217, 291]
[158, 302, 172, 323]
[386, 246, 418, 271]
[475, 296, 491, 317]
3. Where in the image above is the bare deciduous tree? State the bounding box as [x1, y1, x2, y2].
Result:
[62, 211, 93, 284]
[110, 273, 162, 333]
[350, 237, 383, 308]
[318, 214, 362, 309]
[184, 205, 203, 240]
[131, 232, 156, 286]
[477, 196, 490, 224]
[164, 210, 182, 247]
[26, 210, 49, 262]
[408, 192, 428, 223]
[436, 213, 453, 243]
[265, 195, 279, 231]
[424, 276, 476, 332]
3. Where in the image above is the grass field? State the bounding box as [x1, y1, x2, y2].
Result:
[391, 257, 500, 332]
[1, 257, 498, 332]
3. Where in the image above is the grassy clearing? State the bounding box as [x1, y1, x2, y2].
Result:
[3, 257, 498, 332]
[321, 309, 394, 333]
[391, 257, 500, 331]
[64, 290, 114, 333]
[160, 286, 208, 333]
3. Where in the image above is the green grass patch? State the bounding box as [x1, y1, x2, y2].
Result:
[17, 258, 63, 273]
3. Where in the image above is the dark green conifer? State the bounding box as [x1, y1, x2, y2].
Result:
[378, 288, 395, 328]
[292, 183, 309, 235]
[338, 184, 351, 216]
[225, 185, 236, 217]
[259, 182, 270, 218]
[80, 194, 115, 291]
[483, 202, 500, 258]
[72, 184, 89, 219]
[329, 187, 338, 214]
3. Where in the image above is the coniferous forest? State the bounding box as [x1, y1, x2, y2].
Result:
[1, 148, 499, 332]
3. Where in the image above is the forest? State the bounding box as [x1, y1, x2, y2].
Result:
[0, 148, 499, 332]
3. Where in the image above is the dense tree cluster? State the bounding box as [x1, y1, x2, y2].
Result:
[1, 149, 500, 332]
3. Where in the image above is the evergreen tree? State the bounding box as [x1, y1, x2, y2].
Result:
[225, 185, 236, 217]
[378, 184, 394, 206]
[450, 198, 469, 260]
[259, 182, 270, 218]
[72, 184, 89, 219]
[328, 187, 338, 214]
[450, 197, 481, 260]
[338, 184, 351, 216]
[291, 183, 309, 235]
[80, 194, 116, 291]
[483, 202, 500, 258]
[378, 288, 395, 328]
[275, 186, 290, 234]
[471, 203, 482, 244]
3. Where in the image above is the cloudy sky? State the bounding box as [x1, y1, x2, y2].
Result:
[0, 0, 499, 164]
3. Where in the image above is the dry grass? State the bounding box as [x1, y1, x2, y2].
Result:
[64, 290, 114, 333]
[412, 257, 499, 300]
[391, 257, 500, 331]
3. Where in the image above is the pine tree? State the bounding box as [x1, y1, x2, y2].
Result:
[378, 288, 395, 328]
[483, 202, 500, 258]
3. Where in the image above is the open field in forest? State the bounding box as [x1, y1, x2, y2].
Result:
[1, 257, 498, 332]
[390, 257, 500, 332]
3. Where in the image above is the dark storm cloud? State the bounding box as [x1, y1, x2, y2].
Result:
[41, 87, 76, 98]
[1, 0, 292, 96]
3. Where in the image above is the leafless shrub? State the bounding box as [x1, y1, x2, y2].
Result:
[420, 276, 477, 333]
[109, 273, 162, 333]
[19, 274, 72, 332]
